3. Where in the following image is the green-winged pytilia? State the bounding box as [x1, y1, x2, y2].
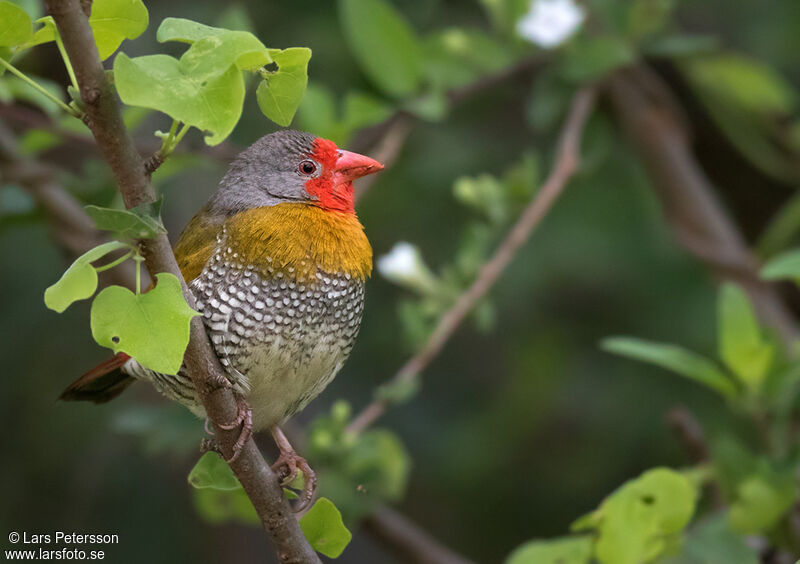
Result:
[61, 130, 384, 508]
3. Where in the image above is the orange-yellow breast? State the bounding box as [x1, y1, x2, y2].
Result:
[175, 203, 372, 284]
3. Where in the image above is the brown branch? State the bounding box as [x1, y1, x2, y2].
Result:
[666, 406, 711, 463]
[354, 114, 413, 201]
[143, 151, 164, 177]
[347, 86, 597, 434]
[666, 405, 723, 508]
[605, 67, 799, 348]
[363, 505, 477, 564]
[44, 1, 319, 561]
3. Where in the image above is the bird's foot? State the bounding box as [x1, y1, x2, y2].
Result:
[270, 426, 318, 512]
[209, 397, 253, 464]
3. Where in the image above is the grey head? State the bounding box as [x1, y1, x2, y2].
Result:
[206, 130, 327, 216]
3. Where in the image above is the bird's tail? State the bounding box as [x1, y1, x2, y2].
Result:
[59, 352, 136, 403]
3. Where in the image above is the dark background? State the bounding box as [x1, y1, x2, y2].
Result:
[2, 0, 800, 562]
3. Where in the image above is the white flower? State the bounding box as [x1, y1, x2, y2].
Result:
[377, 242, 438, 293]
[517, 0, 585, 49]
[377, 242, 421, 280]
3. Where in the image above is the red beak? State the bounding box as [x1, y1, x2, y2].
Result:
[334, 150, 384, 183]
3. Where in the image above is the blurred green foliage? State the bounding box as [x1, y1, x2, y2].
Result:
[4, 0, 800, 562]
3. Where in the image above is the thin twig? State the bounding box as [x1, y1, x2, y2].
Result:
[363, 505, 477, 564]
[666, 406, 711, 463]
[347, 87, 597, 434]
[354, 115, 413, 201]
[666, 405, 723, 508]
[44, 1, 319, 561]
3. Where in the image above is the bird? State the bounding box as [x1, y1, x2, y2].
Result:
[60, 130, 384, 508]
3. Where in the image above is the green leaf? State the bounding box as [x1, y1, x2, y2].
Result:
[717, 283, 774, 393]
[188, 452, 241, 491]
[10, 0, 41, 20]
[506, 536, 592, 564]
[18, 129, 60, 155]
[660, 514, 759, 564]
[114, 53, 245, 146]
[728, 471, 797, 534]
[25, 16, 56, 49]
[684, 54, 797, 115]
[256, 47, 311, 127]
[188, 452, 259, 525]
[641, 34, 718, 58]
[560, 35, 636, 83]
[90, 273, 200, 374]
[339, 0, 422, 98]
[88, 0, 148, 60]
[588, 468, 698, 564]
[299, 497, 352, 558]
[342, 92, 393, 131]
[376, 378, 420, 405]
[0, 47, 11, 71]
[157, 17, 271, 78]
[762, 249, 800, 281]
[627, 0, 674, 42]
[193, 486, 259, 525]
[346, 429, 410, 501]
[295, 83, 343, 142]
[453, 174, 508, 225]
[422, 28, 515, 91]
[44, 241, 129, 313]
[85, 201, 165, 240]
[0, 1, 32, 47]
[758, 193, 800, 258]
[601, 337, 738, 399]
[403, 90, 448, 122]
[680, 54, 800, 183]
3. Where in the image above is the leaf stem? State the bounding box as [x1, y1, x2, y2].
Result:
[0, 58, 82, 117]
[94, 251, 133, 272]
[159, 121, 190, 156]
[133, 252, 144, 294]
[173, 122, 190, 148]
[160, 119, 179, 150]
[54, 31, 79, 91]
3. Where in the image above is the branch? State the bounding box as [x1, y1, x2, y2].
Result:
[605, 67, 799, 348]
[44, 1, 319, 561]
[354, 114, 413, 201]
[666, 405, 723, 508]
[363, 505, 477, 564]
[347, 87, 597, 434]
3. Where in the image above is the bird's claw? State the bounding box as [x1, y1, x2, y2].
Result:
[270, 426, 317, 512]
[208, 397, 253, 464]
[271, 450, 317, 512]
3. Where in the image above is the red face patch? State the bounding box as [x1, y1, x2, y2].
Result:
[304, 138, 355, 213]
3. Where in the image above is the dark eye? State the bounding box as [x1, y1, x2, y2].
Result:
[299, 160, 317, 175]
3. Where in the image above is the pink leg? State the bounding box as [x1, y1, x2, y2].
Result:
[270, 426, 318, 512]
